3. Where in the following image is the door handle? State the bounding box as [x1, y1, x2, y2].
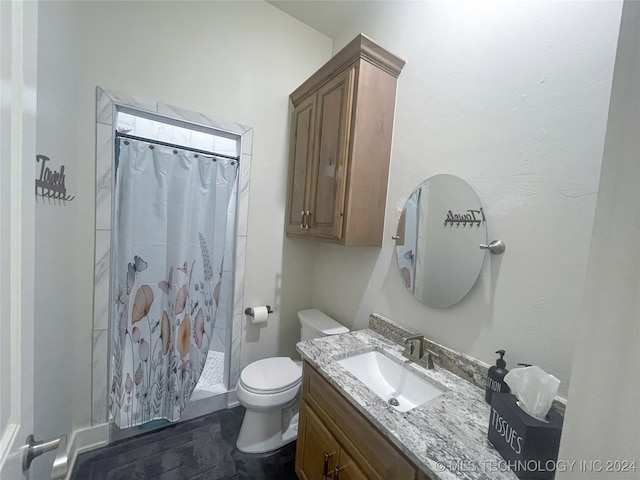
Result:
[304, 211, 312, 229]
[301, 210, 312, 229]
[334, 464, 347, 479]
[323, 451, 336, 477]
[22, 434, 68, 480]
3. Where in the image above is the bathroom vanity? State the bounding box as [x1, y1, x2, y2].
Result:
[295, 317, 521, 480]
[285, 34, 405, 246]
[297, 363, 425, 479]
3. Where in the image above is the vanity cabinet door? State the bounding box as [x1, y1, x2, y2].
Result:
[333, 450, 368, 480]
[296, 400, 340, 480]
[299, 362, 422, 480]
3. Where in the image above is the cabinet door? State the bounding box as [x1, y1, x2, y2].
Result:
[296, 400, 340, 480]
[286, 94, 316, 235]
[308, 66, 355, 240]
[302, 362, 418, 480]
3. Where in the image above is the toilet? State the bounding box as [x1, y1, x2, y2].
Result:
[235, 309, 349, 453]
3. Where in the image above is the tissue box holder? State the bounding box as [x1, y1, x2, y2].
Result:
[488, 393, 563, 479]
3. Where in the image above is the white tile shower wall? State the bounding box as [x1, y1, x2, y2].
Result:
[156, 102, 247, 142]
[96, 90, 156, 125]
[95, 124, 113, 231]
[237, 154, 252, 237]
[117, 112, 237, 156]
[191, 130, 215, 152]
[240, 130, 253, 156]
[92, 87, 252, 425]
[228, 313, 244, 397]
[93, 230, 110, 331]
[91, 330, 108, 425]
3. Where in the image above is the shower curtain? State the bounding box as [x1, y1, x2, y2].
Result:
[109, 139, 237, 428]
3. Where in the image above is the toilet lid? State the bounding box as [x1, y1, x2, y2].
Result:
[240, 357, 302, 394]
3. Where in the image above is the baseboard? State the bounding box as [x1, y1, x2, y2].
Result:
[64, 423, 109, 480]
[226, 388, 239, 408]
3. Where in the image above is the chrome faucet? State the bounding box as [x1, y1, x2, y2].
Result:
[403, 335, 425, 360]
[402, 334, 439, 369]
[424, 349, 439, 370]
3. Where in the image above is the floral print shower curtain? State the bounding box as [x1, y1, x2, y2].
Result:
[109, 139, 237, 428]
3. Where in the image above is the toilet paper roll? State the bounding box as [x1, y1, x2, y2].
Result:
[250, 306, 269, 324]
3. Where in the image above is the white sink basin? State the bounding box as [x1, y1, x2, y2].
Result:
[337, 351, 444, 412]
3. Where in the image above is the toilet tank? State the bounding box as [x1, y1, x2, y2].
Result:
[298, 309, 349, 342]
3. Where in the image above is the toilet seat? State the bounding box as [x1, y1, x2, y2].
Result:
[239, 357, 302, 394]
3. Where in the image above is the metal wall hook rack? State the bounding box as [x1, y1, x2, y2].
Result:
[479, 240, 506, 255]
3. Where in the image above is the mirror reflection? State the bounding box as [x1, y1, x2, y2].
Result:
[395, 174, 487, 308]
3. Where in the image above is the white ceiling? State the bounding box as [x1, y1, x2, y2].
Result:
[267, 0, 373, 40]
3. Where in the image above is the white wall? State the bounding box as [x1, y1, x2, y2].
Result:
[558, 2, 640, 475]
[35, 0, 330, 439]
[33, 2, 80, 477]
[289, 1, 623, 397]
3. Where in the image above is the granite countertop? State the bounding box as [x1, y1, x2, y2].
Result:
[296, 329, 519, 480]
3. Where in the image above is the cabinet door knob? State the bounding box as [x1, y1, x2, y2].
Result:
[334, 464, 347, 479]
[323, 451, 336, 477]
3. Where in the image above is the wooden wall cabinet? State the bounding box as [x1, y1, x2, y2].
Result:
[286, 34, 405, 246]
[295, 362, 430, 480]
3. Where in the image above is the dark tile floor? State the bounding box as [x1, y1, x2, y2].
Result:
[70, 407, 297, 480]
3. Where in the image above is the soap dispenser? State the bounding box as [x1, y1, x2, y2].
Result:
[485, 350, 511, 404]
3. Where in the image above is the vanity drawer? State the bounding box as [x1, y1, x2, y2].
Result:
[301, 362, 422, 480]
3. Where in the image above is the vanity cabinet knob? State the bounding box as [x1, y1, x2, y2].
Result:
[334, 464, 347, 479]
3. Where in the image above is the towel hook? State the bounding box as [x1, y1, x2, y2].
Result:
[479, 240, 505, 255]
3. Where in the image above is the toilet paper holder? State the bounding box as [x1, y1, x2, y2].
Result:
[244, 306, 273, 317]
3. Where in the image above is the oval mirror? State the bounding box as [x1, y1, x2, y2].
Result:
[395, 174, 487, 308]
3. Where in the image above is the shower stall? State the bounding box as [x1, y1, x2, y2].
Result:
[92, 88, 251, 440]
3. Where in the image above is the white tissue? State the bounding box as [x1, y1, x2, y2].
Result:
[503, 366, 560, 421]
[250, 306, 269, 324]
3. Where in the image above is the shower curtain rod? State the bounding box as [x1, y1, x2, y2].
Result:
[115, 132, 240, 161]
